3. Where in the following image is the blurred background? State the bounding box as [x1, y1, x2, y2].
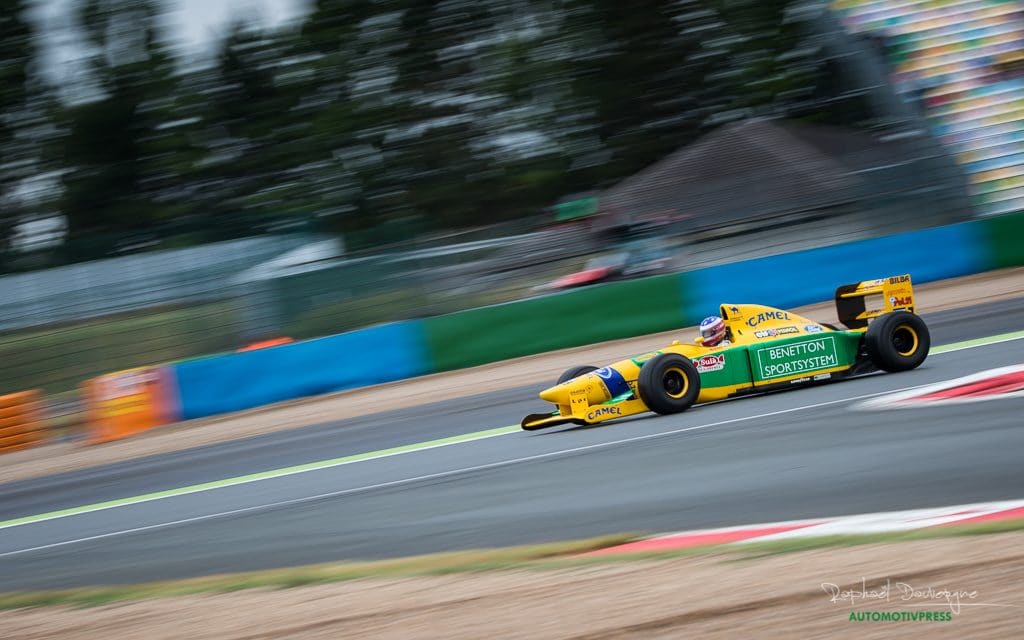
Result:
[0, 0, 1018, 413]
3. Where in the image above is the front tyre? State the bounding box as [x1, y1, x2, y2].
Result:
[637, 354, 701, 415]
[865, 311, 930, 372]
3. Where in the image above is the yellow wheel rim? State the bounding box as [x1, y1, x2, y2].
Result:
[663, 367, 690, 398]
[893, 325, 919, 357]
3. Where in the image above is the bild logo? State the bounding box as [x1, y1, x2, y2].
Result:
[693, 354, 726, 373]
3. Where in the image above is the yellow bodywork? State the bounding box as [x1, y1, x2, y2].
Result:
[523, 274, 917, 429]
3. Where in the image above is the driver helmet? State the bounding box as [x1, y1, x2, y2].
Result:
[699, 316, 727, 347]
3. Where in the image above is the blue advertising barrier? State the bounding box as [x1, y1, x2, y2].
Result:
[683, 222, 989, 323]
[172, 321, 429, 420]
[168, 220, 1001, 423]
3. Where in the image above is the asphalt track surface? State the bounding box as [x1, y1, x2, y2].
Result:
[1, 299, 1023, 591]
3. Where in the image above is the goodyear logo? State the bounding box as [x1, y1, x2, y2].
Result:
[587, 406, 623, 420]
[746, 311, 791, 327]
[693, 354, 725, 373]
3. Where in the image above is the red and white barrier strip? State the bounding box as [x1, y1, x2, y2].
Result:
[858, 365, 1024, 409]
[587, 499, 1024, 556]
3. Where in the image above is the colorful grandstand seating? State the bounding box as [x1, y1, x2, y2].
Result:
[832, 0, 1024, 215]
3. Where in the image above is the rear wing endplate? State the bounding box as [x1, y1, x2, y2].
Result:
[834, 274, 915, 329]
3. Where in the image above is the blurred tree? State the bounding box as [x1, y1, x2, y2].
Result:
[302, 0, 372, 54]
[703, 0, 827, 121]
[25, 0, 857, 260]
[201, 24, 296, 226]
[0, 0, 33, 255]
[557, 0, 712, 184]
[57, 0, 186, 254]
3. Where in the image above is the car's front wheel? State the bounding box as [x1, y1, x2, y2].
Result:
[637, 354, 701, 414]
[865, 311, 930, 372]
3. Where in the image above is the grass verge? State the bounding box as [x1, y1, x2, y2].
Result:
[0, 534, 637, 610]
[3, 519, 1024, 610]
[6, 516, 1024, 606]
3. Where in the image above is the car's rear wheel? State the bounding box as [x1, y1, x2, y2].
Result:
[637, 354, 701, 414]
[865, 311, 930, 372]
[556, 365, 599, 384]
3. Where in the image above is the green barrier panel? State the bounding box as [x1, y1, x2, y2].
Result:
[982, 211, 1024, 269]
[424, 274, 690, 372]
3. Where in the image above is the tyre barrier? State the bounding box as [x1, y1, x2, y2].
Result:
[0, 390, 46, 454]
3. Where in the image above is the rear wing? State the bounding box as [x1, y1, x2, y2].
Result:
[834, 274, 916, 329]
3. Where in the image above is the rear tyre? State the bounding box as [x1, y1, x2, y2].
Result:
[865, 311, 930, 372]
[637, 354, 701, 415]
[557, 365, 599, 384]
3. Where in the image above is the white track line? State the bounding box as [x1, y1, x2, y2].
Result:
[3, 335, 1023, 557]
[0, 382, 958, 558]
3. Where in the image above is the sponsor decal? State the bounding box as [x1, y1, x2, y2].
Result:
[99, 370, 160, 401]
[754, 336, 840, 380]
[813, 373, 832, 381]
[754, 326, 800, 338]
[888, 275, 910, 284]
[889, 295, 912, 307]
[87, 367, 174, 444]
[630, 351, 662, 368]
[570, 388, 588, 407]
[746, 311, 791, 327]
[805, 324, 823, 333]
[728, 306, 740, 314]
[592, 367, 631, 398]
[587, 406, 623, 420]
[789, 377, 811, 384]
[693, 353, 726, 373]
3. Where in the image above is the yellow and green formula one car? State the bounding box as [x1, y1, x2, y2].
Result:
[521, 275, 930, 430]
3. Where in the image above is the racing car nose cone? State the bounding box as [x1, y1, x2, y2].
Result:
[539, 383, 568, 404]
[539, 377, 610, 406]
